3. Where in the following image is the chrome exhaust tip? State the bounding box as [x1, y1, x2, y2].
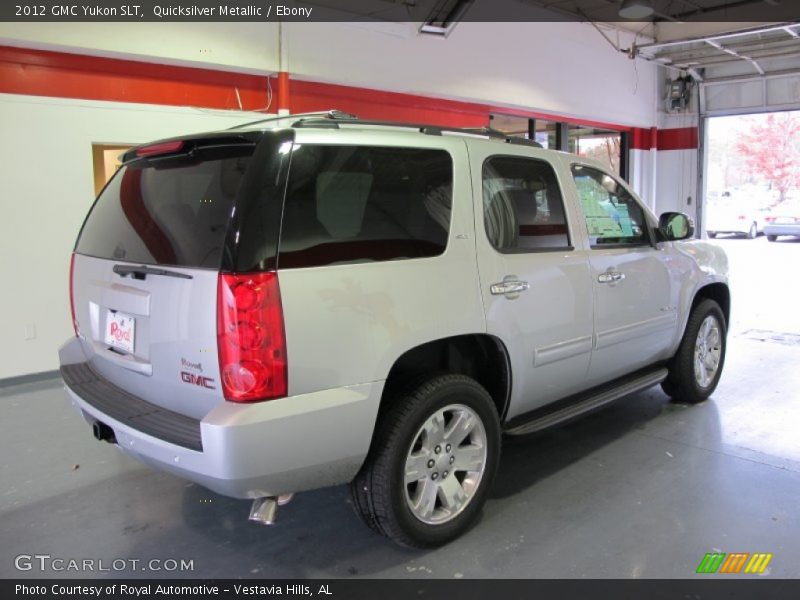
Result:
[249, 497, 278, 525]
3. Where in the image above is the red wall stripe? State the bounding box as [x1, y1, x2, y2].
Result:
[0, 44, 638, 133]
[288, 79, 489, 128]
[657, 127, 699, 151]
[0, 45, 273, 110]
[630, 127, 656, 150]
[630, 126, 698, 151]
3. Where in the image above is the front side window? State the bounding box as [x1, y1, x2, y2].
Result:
[482, 156, 570, 252]
[571, 164, 649, 247]
[278, 145, 452, 268]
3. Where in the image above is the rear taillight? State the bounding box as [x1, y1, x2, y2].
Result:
[217, 272, 287, 402]
[69, 253, 79, 336]
[737, 215, 746, 220]
[765, 216, 776, 223]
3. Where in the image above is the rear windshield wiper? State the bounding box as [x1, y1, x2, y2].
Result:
[113, 264, 193, 280]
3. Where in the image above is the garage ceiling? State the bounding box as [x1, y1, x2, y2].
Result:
[635, 22, 800, 80]
[306, 0, 799, 81]
[304, 0, 799, 28]
[517, 0, 798, 22]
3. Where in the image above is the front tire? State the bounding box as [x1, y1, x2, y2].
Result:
[351, 374, 501, 548]
[767, 234, 778, 242]
[707, 231, 717, 239]
[747, 223, 757, 239]
[662, 299, 726, 404]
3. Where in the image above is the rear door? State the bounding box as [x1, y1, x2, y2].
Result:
[471, 145, 594, 419]
[70, 132, 278, 419]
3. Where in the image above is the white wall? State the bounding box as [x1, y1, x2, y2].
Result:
[0, 20, 658, 127]
[0, 94, 267, 378]
[630, 149, 658, 210]
[656, 76, 701, 224]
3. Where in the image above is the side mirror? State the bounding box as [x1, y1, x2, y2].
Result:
[658, 212, 694, 241]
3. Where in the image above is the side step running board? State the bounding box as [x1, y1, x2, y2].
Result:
[505, 367, 668, 437]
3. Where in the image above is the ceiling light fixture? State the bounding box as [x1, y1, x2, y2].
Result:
[419, 0, 475, 37]
[618, 0, 655, 20]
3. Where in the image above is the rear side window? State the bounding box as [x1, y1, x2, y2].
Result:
[75, 146, 254, 268]
[278, 145, 453, 268]
[482, 156, 570, 252]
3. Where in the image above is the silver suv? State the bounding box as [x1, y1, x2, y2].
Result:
[60, 112, 729, 548]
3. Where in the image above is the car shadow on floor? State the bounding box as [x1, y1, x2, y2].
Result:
[491, 388, 677, 501]
[0, 387, 715, 579]
[167, 387, 699, 576]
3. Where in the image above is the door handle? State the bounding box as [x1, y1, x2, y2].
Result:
[490, 280, 530, 295]
[598, 271, 626, 284]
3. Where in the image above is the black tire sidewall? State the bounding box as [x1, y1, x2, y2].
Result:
[671, 300, 727, 403]
[383, 377, 501, 547]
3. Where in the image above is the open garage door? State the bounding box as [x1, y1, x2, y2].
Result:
[704, 110, 800, 240]
[702, 109, 800, 343]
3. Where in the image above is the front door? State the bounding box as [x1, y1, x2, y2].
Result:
[568, 163, 676, 387]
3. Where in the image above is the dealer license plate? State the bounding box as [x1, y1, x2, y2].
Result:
[104, 311, 135, 354]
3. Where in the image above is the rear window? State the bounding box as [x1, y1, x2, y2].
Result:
[75, 146, 254, 268]
[278, 145, 453, 268]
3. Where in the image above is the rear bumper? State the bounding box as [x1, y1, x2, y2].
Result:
[708, 229, 748, 235]
[59, 338, 383, 499]
[706, 222, 752, 234]
[764, 224, 800, 236]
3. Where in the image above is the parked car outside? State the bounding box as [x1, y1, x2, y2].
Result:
[59, 112, 730, 548]
[765, 201, 800, 241]
[706, 190, 770, 239]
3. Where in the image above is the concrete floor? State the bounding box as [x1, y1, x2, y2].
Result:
[1, 236, 799, 579]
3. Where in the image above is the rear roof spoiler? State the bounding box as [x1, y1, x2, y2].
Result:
[121, 131, 262, 164]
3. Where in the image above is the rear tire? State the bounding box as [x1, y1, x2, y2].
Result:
[707, 232, 717, 239]
[662, 299, 726, 404]
[767, 234, 778, 242]
[747, 223, 757, 239]
[351, 374, 501, 548]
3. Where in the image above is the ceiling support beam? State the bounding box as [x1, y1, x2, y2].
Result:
[705, 39, 765, 75]
[634, 22, 800, 52]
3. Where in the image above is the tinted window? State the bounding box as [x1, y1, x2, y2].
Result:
[278, 145, 452, 268]
[482, 156, 570, 251]
[75, 146, 253, 268]
[571, 164, 649, 246]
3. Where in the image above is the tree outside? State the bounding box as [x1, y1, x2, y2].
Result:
[707, 110, 800, 207]
[574, 134, 621, 175]
[733, 112, 800, 206]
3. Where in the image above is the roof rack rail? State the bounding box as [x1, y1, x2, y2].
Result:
[229, 109, 357, 130]
[506, 136, 543, 148]
[232, 109, 543, 148]
[292, 117, 542, 146]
